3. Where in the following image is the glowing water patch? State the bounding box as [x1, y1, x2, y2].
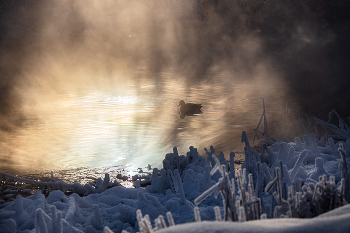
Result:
[77, 94, 140, 105]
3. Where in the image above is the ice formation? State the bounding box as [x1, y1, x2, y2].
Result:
[0, 110, 350, 233]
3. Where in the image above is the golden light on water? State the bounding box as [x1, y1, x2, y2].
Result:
[0, 57, 301, 180]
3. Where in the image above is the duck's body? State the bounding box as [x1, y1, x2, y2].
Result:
[178, 100, 202, 119]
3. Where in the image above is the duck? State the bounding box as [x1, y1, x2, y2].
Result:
[178, 100, 202, 119]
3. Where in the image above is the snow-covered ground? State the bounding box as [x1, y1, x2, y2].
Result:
[158, 205, 350, 233]
[1, 110, 350, 233]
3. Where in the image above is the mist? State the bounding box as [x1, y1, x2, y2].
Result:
[1, 0, 350, 154]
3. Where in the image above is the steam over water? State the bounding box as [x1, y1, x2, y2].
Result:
[1, 1, 349, 178]
[0, 70, 298, 175]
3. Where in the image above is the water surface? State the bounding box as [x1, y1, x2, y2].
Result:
[0, 70, 298, 179]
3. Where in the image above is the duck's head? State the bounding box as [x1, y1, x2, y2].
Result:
[178, 100, 185, 107]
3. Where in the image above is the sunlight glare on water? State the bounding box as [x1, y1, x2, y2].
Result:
[0, 71, 298, 179]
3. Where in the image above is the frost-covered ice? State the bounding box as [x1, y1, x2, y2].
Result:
[1, 112, 350, 232]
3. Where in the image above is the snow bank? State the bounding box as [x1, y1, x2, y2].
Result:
[157, 206, 350, 233]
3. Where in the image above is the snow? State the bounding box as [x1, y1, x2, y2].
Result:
[157, 209, 350, 233]
[1, 111, 350, 233]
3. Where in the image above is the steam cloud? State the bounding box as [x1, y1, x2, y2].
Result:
[1, 0, 350, 131]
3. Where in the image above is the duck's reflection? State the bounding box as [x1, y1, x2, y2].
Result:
[178, 100, 203, 119]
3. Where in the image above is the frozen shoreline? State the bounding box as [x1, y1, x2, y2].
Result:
[0, 110, 350, 233]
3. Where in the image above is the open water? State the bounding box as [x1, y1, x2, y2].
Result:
[0, 69, 301, 181]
